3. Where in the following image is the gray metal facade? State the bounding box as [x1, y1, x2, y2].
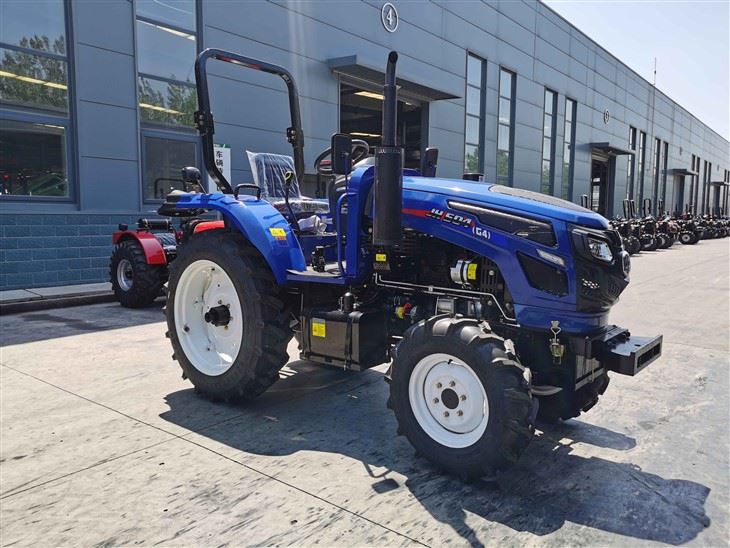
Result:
[1, 0, 728, 290]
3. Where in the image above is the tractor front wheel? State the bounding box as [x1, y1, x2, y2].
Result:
[389, 316, 534, 480]
[166, 229, 292, 402]
[110, 240, 166, 308]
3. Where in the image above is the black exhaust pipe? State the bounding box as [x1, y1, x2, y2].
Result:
[373, 51, 403, 246]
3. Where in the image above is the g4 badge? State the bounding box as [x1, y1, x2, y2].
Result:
[473, 226, 491, 240]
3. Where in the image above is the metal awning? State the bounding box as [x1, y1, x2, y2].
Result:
[672, 168, 699, 176]
[589, 142, 635, 156]
[328, 55, 459, 102]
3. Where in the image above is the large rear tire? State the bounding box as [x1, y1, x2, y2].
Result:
[110, 240, 166, 308]
[679, 231, 694, 245]
[389, 316, 534, 480]
[166, 229, 292, 402]
[627, 236, 641, 255]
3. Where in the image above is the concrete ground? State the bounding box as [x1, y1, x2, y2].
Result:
[1, 238, 728, 547]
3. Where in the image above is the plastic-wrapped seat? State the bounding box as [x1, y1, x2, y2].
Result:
[246, 151, 330, 218]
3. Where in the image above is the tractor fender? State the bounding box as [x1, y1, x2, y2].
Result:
[112, 230, 167, 265]
[193, 220, 226, 233]
[167, 193, 306, 284]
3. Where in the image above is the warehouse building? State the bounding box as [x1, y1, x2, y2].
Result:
[1, 0, 728, 289]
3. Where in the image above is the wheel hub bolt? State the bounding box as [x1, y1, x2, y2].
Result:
[443, 411, 449, 417]
[457, 410, 463, 417]
[436, 382, 442, 389]
[449, 381, 455, 387]
[183, 325, 190, 332]
[433, 398, 439, 404]
[460, 395, 466, 401]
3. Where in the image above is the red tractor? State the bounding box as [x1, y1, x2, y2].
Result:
[109, 215, 224, 307]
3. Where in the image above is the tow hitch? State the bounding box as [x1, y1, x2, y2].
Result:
[593, 326, 663, 376]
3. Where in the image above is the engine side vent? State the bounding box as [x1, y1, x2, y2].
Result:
[518, 252, 568, 296]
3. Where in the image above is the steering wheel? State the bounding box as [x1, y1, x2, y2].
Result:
[314, 139, 370, 176]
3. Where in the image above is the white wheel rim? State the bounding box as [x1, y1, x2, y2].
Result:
[117, 258, 133, 291]
[408, 353, 489, 449]
[174, 259, 243, 376]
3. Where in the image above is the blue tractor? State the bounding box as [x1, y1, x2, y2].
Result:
[160, 49, 662, 480]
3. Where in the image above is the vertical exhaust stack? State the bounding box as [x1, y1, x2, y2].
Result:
[373, 51, 404, 246]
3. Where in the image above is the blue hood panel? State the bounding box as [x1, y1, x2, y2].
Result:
[403, 176, 608, 229]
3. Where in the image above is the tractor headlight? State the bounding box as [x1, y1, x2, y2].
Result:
[587, 237, 613, 263]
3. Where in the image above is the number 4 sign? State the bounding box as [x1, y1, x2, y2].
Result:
[381, 2, 398, 33]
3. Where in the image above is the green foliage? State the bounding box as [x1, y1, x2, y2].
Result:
[465, 149, 479, 173]
[138, 77, 196, 127]
[0, 35, 67, 111]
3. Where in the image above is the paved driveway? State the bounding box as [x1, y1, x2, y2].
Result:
[1, 239, 728, 546]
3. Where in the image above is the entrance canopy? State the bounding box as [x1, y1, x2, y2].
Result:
[328, 55, 459, 102]
[589, 142, 635, 156]
[672, 168, 699, 176]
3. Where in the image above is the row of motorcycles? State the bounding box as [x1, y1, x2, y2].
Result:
[607, 199, 729, 256]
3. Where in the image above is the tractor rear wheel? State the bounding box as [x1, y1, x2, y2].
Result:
[626, 236, 641, 255]
[389, 316, 534, 480]
[110, 240, 166, 308]
[679, 231, 694, 245]
[166, 229, 292, 402]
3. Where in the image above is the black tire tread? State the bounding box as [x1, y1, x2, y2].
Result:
[389, 315, 534, 480]
[166, 229, 291, 402]
[109, 240, 165, 308]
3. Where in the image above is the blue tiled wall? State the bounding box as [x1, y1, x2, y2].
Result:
[0, 214, 142, 290]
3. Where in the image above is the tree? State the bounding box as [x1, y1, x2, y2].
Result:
[0, 35, 67, 111]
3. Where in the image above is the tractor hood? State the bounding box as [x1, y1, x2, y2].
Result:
[403, 176, 608, 229]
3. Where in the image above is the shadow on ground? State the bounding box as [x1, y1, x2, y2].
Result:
[160, 361, 710, 546]
[0, 301, 165, 346]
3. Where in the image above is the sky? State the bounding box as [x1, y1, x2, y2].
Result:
[543, 0, 730, 140]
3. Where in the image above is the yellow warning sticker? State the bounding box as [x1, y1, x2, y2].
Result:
[312, 319, 326, 338]
[269, 227, 287, 240]
[467, 263, 478, 280]
[375, 253, 387, 262]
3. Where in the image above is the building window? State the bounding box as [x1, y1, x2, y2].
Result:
[627, 126, 637, 200]
[637, 131, 647, 205]
[496, 68, 515, 185]
[142, 132, 197, 199]
[659, 141, 668, 213]
[689, 153, 696, 211]
[692, 155, 701, 214]
[704, 161, 712, 214]
[135, 0, 197, 128]
[0, 0, 71, 198]
[561, 98, 576, 202]
[651, 137, 662, 213]
[136, 0, 198, 201]
[540, 88, 557, 195]
[464, 53, 485, 174]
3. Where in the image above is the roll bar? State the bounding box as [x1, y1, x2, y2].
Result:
[193, 48, 305, 194]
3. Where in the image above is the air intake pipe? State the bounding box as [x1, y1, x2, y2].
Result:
[373, 51, 403, 246]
